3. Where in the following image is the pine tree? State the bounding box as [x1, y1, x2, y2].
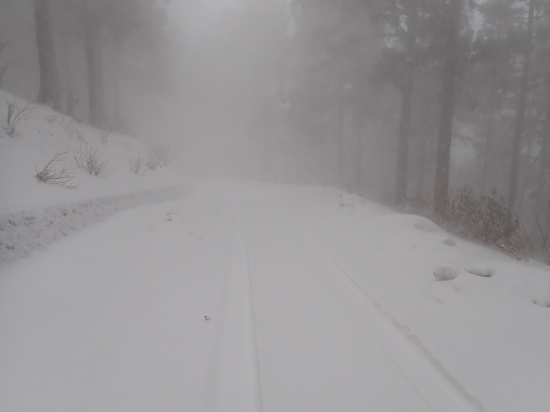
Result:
[433, 0, 463, 218]
[34, 0, 61, 111]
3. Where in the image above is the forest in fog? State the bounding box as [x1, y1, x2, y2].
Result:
[2, 0, 550, 254]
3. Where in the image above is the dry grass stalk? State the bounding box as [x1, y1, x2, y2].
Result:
[73, 146, 114, 178]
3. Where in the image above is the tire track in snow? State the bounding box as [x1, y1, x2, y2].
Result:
[291, 219, 489, 412]
[243, 220, 266, 412]
[242, 207, 441, 412]
[203, 209, 263, 412]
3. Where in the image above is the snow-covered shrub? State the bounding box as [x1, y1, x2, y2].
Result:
[444, 187, 550, 263]
[35, 150, 78, 189]
[73, 146, 114, 178]
[129, 149, 146, 175]
[146, 142, 173, 170]
[447, 187, 516, 244]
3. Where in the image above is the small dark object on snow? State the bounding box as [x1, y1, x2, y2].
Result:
[205, 316, 211, 321]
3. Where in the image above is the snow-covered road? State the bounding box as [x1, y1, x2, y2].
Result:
[240, 202, 474, 412]
[1, 180, 549, 411]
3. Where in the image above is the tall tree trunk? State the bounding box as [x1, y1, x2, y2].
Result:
[536, 78, 550, 217]
[480, 82, 497, 196]
[507, 0, 535, 217]
[34, 0, 61, 111]
[85, 16, 105, 128]
[352, 103, 365, 191]
[416, 94, 433, 197]
[336, 79, 345, 187]
[433, 0, 462, 218]
[395, 0, 418, 209]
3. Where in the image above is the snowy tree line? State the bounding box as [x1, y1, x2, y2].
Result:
[2, 0, 550, 252]
[0, 0, 173, 133]
[180, 0, 550, 231]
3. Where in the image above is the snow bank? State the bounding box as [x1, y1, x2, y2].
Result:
[433, 266, 460, 281]
[0, 185, 192, 266]
[0, 90, 192, 266]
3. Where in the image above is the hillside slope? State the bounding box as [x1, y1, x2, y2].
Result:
[0, 90, 184, 214]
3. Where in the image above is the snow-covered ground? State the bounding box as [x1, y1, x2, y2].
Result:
[1, 178, 550, 411]
[0, 91, 189, 266]
[1, 92, 550, 411]
[0, 91, 184, 215]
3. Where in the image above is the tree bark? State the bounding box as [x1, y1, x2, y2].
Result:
[395, 0, 418, 209]
[536, 78, 550, 217]
[352, 103, 365, 191]
[416, 94, 433, 197]
[507, 0, 535, 216]
[34, 0, 61, 111]
[85, 15, 105, 128]
[480, 83, 497, 196]
[433, 0, 462, 218]
[336, 79, 345, 187]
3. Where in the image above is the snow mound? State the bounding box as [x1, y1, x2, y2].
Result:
[464, 265, 495, 278]
[433, 266, 460, 281]
[414, 217, 440, 233]
[442, 237, 456, 246]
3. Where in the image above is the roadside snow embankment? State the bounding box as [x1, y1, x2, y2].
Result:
[0, 185, 192, 266]
[0, 90, 191, 266]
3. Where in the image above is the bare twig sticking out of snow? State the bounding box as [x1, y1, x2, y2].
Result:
[35, 149, 78, 189]
[129, 149, 147, 175]
[73, 146, 114, 178]
[4, 98, 35, 136]
[100, 128, 112, 145]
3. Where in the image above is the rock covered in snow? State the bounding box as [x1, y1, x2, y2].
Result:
[442, 237, 456, 246]
[464, 265, 495, 278]
[433, 266, 460, 281]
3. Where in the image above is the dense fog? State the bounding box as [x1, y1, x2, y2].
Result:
[2, 0, 550, 230]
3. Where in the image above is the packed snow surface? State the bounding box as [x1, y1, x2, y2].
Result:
[1, 180, 550, 412]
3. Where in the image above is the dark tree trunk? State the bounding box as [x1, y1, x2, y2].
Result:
[352, 103, 365, 191]
[433, 0, 462, 218]
[34, 0, 61, 111]
[536, 78, 550, 217]
[507, 0, 535, 216]
[395, 0, 418, 209]
[416, 94, 433, 197]
[336, 79, 345, 187]
[480, 83, 497, 196]
[85, 16, 105, 128]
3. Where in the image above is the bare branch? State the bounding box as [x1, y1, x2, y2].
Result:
[35, 149, 78, 189]
[4, 98, 35, 136]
